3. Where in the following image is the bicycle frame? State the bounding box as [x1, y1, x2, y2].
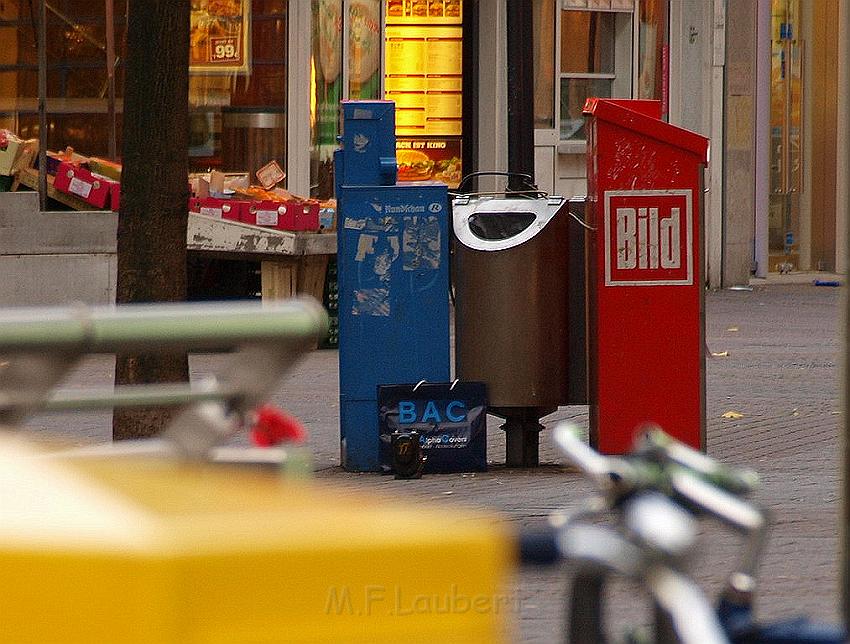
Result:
[0, 299, 328, 458]
[554, 493, 730, 644]
[548, 422, 849, 644]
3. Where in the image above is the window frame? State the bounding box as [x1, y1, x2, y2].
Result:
[552, 0, 639, 153]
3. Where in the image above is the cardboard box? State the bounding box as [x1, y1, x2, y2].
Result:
[53, 162, 115, 209]
[88, 157, 122, 182]
[9, 138, 38, 175]
[0, 131, 20, 175]
[40, 149, 89, 176]
[0, 133, 37, 176]
[256, 159, 285, 189]
[196, 197, 243, 222]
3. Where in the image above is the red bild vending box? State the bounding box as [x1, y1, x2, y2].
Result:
[583, 98, 710, 454]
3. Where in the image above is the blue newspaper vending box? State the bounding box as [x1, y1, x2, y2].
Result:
[335, 101, 450, 472]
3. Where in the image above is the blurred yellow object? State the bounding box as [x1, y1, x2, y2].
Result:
[0, 438, 513, 643]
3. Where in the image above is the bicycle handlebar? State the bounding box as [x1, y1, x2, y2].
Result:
[553, 423, 618, 487]
[552, 422, 770, 607]
[637, 426, 759, 495]
[554, 422, 759, 501]
[538, 423, 844, 642]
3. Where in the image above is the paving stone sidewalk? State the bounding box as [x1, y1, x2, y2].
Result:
[20, 282, 846, 642]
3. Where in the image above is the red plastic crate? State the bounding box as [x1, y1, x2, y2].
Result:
[241, 201, 296, 230]
[53, 162, 115, 209]
[195, 197, 243, 222]
[110, 182, 120, 211]
[293, 201, 320, 232]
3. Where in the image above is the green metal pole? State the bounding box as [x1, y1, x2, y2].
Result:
[0, 300, 328, 353]
[842, 0, 850, 626]
[41, 382, 240, 411]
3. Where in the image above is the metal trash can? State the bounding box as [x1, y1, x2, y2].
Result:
[452, 187, 571, 467]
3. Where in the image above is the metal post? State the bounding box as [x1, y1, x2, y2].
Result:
[505, 0, 535, 191]
[461, 0, 479, 190]
[502, 409, 543, 468]
[836, 0, 850, 626]
[105, 0, 117, 160]
[37, 0, 47, 210]
[503, 0, 538, 467]
[753, 0, 770, 277]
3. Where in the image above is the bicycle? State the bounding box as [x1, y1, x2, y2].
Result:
[520, 422, 848, 643]
[0, 298, 328, 461]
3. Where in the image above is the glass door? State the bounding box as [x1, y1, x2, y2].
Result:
[310, 0, 383, 199]
[768, 0, 803, 272]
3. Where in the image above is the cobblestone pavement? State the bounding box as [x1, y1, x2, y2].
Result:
[19, 283, 846, 641]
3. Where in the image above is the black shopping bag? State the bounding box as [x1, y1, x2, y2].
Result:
[378, 381, 487, 474]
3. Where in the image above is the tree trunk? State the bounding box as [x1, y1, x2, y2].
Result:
[113, 0, 190, 440]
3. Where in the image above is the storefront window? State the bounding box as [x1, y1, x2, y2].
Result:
[768, 0, 803, 267]
[559, 9, 619, 140]
[532, 0, 555, 129]
[310, 0, 343, 199]
[533, 0, 667, 143]
[309, 0, 383, 199]
[189, 1, 288, 173]
[560, 5, 636, 142]
[561, 11, 616, 74]
[0, 1, 288, 174]
[347, 0, 382, 99]
[637, 0, 668, 110]
[0, 1, 128, 156]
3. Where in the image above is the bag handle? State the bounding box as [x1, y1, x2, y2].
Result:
[412, 379, 460, 392]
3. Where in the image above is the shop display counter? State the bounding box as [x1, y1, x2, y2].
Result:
[0, 190, 336, 307]
[186, 212, 336, 302]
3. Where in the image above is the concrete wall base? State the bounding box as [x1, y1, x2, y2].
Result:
[0, 192, 117, 306]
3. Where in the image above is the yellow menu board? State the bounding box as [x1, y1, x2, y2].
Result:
[385, 24, 462, 137]
[386, 0, 462, 25]
[386, 1, 463, 179]
[385, 38, 426, 76]
[426, 38, 462, 74]
[396, 138, 462, 187]
[190, 0, 250, 74]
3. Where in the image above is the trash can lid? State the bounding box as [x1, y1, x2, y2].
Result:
[452, 195, 567, 251]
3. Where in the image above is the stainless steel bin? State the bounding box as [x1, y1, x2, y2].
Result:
[452, 194, 571, 466]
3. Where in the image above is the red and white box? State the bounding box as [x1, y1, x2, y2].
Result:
[53, 162, 115, 209]
[292, 201, 320, 232]
[110, 182, 121, 211]
[195, 197, 243, 222]
[241, 201, 296, 230]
